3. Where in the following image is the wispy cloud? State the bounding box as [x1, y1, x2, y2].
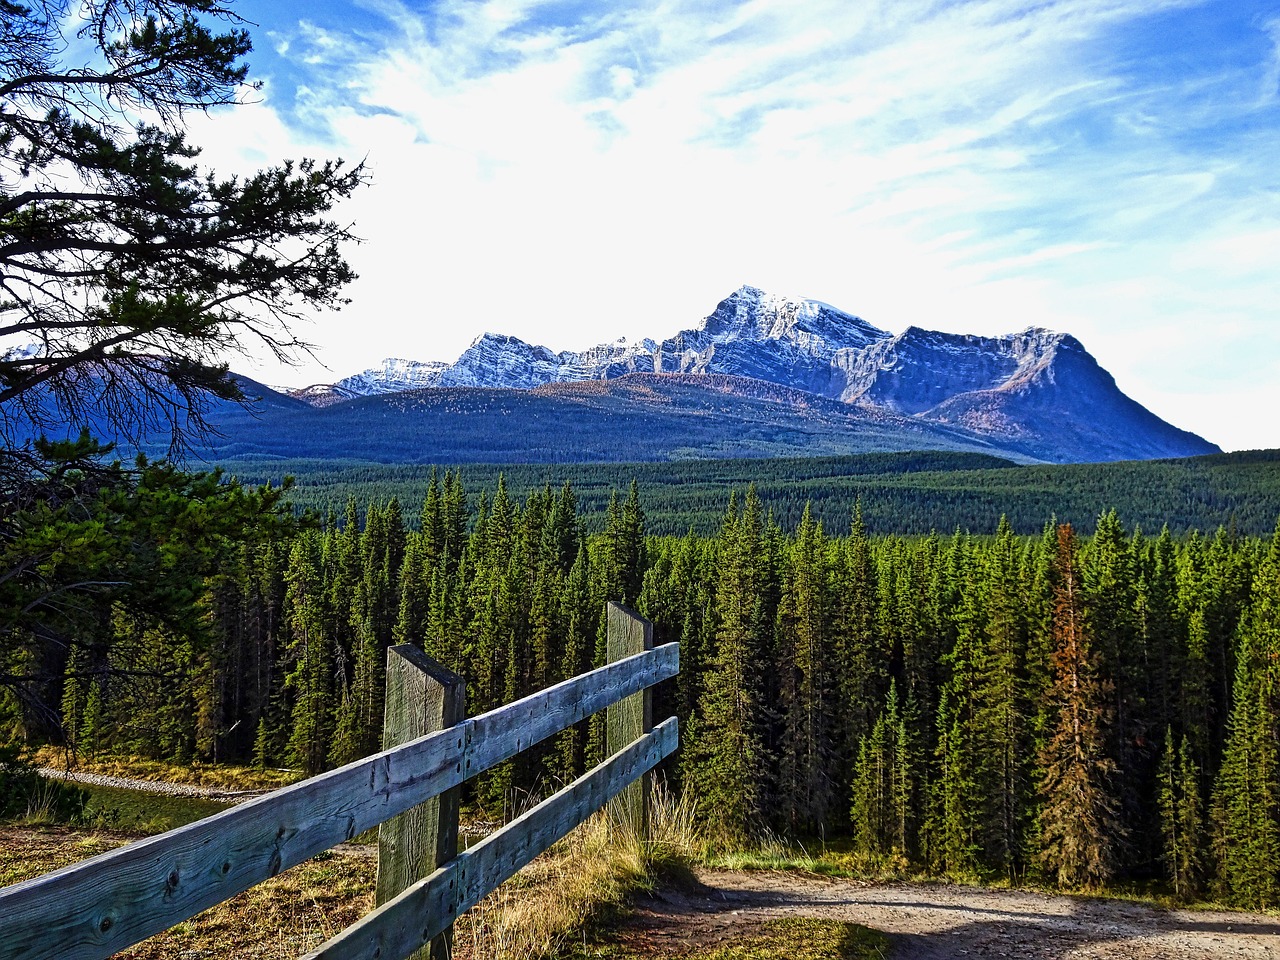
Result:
[1261, 17, 1280, 104]
[222, 0, 1280, 451]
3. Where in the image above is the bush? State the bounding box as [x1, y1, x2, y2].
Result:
[0, 737, 39, 819]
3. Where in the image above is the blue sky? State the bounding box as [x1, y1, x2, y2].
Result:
[196, 1, 1280, 451]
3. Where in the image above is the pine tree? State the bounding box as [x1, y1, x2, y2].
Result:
[1211, 521, 1280, 908]
[284, 536, 335, 775]
[973, 518, 1033, 880]
[932, 540, 983, 877]
[833, 502, 883, 792]
[684, 489, 775, 838]
[553, 538, 596, 782]
[1083, 510, 1145, 874]
[776, 504, 837, 831]
[1159, 730, 1203, 899]
[1038, 524, 1123, 889]
[394, 531, 431, 646]
[851, 681, 918, 859]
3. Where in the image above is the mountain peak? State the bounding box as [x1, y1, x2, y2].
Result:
[699, 285, 890, 349]
[293, 285, 1216, 462]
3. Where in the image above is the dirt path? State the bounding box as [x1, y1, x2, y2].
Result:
[37, 767, 269, 803]
[618, 869, 1280, 959]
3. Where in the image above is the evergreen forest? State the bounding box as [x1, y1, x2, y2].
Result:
[223, 447, 1280, 538]
[7, 453, 1280, 910]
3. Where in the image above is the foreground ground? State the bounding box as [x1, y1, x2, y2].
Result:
[4, 826, 1280, 958]
[611, 868, 1280, 959]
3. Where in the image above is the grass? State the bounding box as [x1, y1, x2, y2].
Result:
[0, 780, 704, 959]
[573, 917, 890, 960]
[457, 789, 888, 960]
[698, 832, 918, 885]
[71, 782, 230, 833]
[0, 828, 374, 957]
[458, 788, 701, 960]
[32, 746, 303, 791]
[0, 823, 374, 957]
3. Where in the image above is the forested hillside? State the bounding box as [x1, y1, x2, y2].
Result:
[12, 464, 1280, 907]
[224, 448, 1280, 537]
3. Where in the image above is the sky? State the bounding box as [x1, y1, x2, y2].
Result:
[193, 0, 1280, 452]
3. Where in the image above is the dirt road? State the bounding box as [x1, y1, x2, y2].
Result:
[619, 869, 1280, 959]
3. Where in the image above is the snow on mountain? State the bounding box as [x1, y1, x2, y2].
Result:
[306, 288, 1122, 416]
[334, 357, 450, 396]
[315, 285, 895, 400]
[294, 284, 1216, 461]
[690, 284, 889, 351]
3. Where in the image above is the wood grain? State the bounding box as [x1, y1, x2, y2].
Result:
[0, 643, 678, 960]
[303, 718, 680, 960]
[606, 602, 653, 837]
[377, 646, 465, 960]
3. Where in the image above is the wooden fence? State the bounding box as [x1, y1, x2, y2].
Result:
[0, 603, 678, 960]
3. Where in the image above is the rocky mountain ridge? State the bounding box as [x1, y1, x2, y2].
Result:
[276, 285, 1217, 463]
[296, 286, 1096, 409]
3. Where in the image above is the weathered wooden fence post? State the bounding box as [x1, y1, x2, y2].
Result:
[379, 645, 466, 960]
[605, 602, 654, 839]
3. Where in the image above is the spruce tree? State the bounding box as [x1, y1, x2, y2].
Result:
[833, 502, 882, 790]
[776, 504, 837, 831]
[1083, 510, 1145, 873]
[1212, 521, 1280, 908]
[684, 489, 774, 838]
[974, 518, 1034, 880]
[284, 536, 335, 776]
[1038, 524, 1123, 889]
[1159, 730, 1203, 899]
[932, 540, 983, 877]
[851, 681, 918, 859]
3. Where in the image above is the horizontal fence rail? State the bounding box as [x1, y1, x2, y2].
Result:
[0, 641, 679, 960]
[305, 717, 680, 960]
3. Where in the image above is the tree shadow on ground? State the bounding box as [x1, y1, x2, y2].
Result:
[618, 878, 1280, 959]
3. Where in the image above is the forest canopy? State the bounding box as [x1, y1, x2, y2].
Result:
[10, 471, 1280, 908]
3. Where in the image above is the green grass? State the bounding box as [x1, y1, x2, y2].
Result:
[32, 746, 302, 791]
[697, 918, 889, 960]
[697, 834, 918, 884]
[18, 779, 230, 834]
[558, 917, 890, 959]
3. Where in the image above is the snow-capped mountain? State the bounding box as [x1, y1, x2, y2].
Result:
[336, 357, 450, 395]
[284, 357, 451, 407]
[289, 284, 1217, 462]
[310, 286, 895, 398]
[313, 287, 1110, 408]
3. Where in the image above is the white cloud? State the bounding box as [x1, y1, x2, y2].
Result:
[214, 0, 1280, 450]
[1260, 17, 1280, 104]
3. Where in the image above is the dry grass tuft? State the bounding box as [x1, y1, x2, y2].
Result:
[457, 786, 699, 960]
[458, 811, 647, 960]
[2, 785, 696, 959]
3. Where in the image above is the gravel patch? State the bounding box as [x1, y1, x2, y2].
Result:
[618, 869, 1280, 959]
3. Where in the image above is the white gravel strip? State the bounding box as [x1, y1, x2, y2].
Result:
[37, 767, 270, 804]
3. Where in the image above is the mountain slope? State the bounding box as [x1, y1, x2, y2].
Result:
[190, 372, 1037, 465]
[281, 284, 1216, 464]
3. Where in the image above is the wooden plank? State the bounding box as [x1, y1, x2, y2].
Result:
[466, 642, 677, 781]
[0, 643, 678, 960]
[606, 603, 654, 838]
[303, 718, 680, 960]
[377, 646, 465, 960]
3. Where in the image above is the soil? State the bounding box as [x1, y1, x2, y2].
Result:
[615, 869, 1280, 959]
